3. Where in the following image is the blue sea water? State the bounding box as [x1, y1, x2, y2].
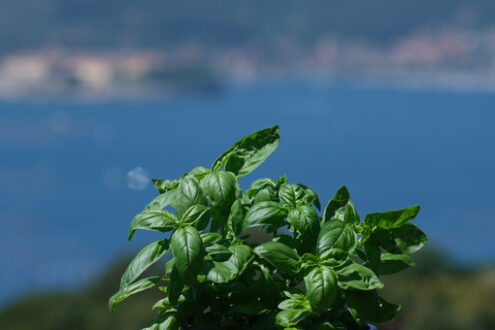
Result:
[0, 81, 494, 304]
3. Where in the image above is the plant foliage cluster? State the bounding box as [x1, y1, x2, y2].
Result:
[109, 125, 427, 329]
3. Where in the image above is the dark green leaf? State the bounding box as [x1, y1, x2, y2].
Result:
[205, 243, 232, 262]
[373, 228, 397, 252]
[109, 276, 161, 311]
[323, 186, 359, 225]
[254, 241, 300, 274]
[180, 204, 210, 230]
[379, 253, 414, 275]
[364, 237, 381, 273]
[276, 309, 311, 327]
[364, 205, 420, 229]
[173, 176, 205, 218]
[212, 125, 280, 177]
[392, 223, 427, 254]
[227, 199, 245, 235]
[207, 244, 252, 283]
[288, 206, 320, 243]
[336, 263, 383, 290]
[300, 185, 321, 210]
[304, 266, 338, 313]
[167, 266, 184, 306]
[128, 210, 177, 240]
[170, 226, 204, 283]
[316, 221, 357, 257]
[231, 301, 266, 315]
[200, 171, 238, 215]
[249, 177, 278, 190]
[143, 311, 179, 330]
[254, 185, 279, 203]
[120, 239, 169, 288]
[243, 201, 288, 232]
[279, 184, 305, 208]
[346, 291, 401, 323]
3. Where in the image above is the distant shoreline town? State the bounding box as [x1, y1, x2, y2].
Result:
[3, 26, 495, 100]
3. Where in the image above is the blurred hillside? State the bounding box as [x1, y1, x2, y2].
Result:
[1, 248, 493, 330]
[2, 0, 495, 51]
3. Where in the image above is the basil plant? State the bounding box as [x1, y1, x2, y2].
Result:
[109, 125, 427, 329]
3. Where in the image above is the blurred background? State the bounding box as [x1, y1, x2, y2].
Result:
[1, 1, 494, 329]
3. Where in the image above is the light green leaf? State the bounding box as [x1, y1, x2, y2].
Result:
[144, 189, 177, 210]
[316, 221, 357, 257]
[336, 263, 383, 290]
[170, 226, 204, 283]
[212, 125, 280, 177]
[346, 290, 401, 323]
[243, 201, 288, 232]
[189, 166, 211, 180]
[276, 309, 311, 327]
[254, 241, 300, 274]
[128, 210, 177, 240]
[288, 206, 320, 243]
[200, 232, 222, 245]
[109, 276, 161, 312]
[364, 205, 420, 229]
[304, 266, 338, 313]
[200, 171, 238, 215]
[151, 179, 179, 194]
[120, 239, 169, 288]
[323, 186, 359, 225]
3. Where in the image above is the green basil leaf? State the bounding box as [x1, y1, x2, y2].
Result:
[120, 239, 169, 288]
[379, 253, 414, 275]
[144, 189, 177, 210]
[276, 309, 311, 327]
[227, 199, 245, 235]
[278, 296, 311, 311]
[300, 185, 321, 211]
[173, 176, 205, 218]
[288, 206, 320, 243]
[364, 236, 381, 273]
[167, 266, 184, 306]
[200, 171, 238, 215]
[304, 266, 338, 313]
[207, 244, 253, 283]
[143, 311, 179, 330]
[254, 185, 279, 203]
[373, 228, 397, 252]
[151, 179, 179, 194]
[170, 226, 204, 283]
[231, 301, 266, 315]
[323, 186, 359, 225]
[346, 290, 401, 323]
[180, 204, 210, 230]
[392, 223, 427, 254]
[279, 184, 305, 208]
[109, 276, 161, 311]
[254, 241, 300, 274]
[336, 263, 383, 290]
[316, 221, 357, 257]
[249, 177, 278, 190]
[189, 166, 211, 180]
[205, 243, 232, 262]
[212, 125, 280, 177]
[128, 210, 177, 240]
[200, 232, 222, 245]
[364, 205, 420, 229]
[243, 201, 288, 232]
